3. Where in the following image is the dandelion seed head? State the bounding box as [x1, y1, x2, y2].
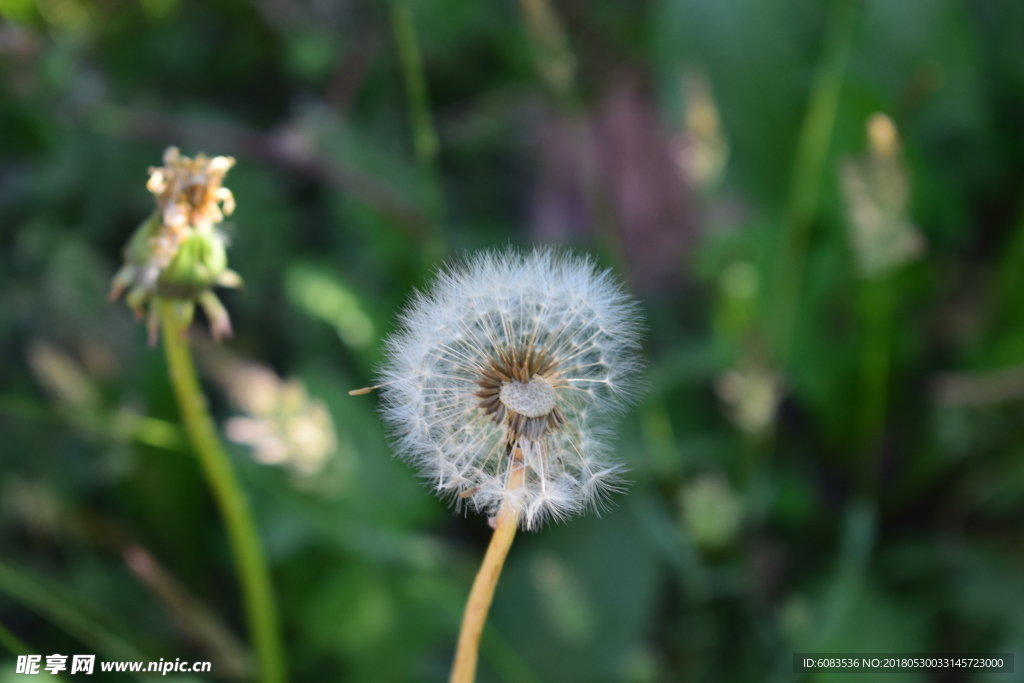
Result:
[377, 248, 645, 530]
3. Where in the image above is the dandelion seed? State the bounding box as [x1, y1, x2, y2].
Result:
[375, 248, 645, 531]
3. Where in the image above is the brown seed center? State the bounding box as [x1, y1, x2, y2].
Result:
[474, 346, 566, 441]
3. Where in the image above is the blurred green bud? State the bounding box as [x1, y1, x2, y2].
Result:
[715, 363, 782, 435]
[778, 593, 815, 644]
[839, 114, 925, 279]
[713, 260, 760, 341]
[679, 473, 744, 551]
[109, 147, 240, 345]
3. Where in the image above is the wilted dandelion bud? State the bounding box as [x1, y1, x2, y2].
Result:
[109, 146, 241, 344]
[671, 69, 729, 190]
[715, 363, 783, 435]
[839, 113, 925, 279]
[226, 371, 338, 474]
[194, 343, 343, 479]
[375, 249, 644, 530]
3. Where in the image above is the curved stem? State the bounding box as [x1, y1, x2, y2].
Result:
[449, 507, 518, 683]
[449, 458, 524, 683]
[159, 301, 285, 683]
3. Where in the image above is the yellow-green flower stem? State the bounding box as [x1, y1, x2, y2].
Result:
[449, 452, 525, 683]
[449, 503, 518, 683]
[159, 300, 285, 683]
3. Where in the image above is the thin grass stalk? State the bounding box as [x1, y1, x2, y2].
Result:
[391, 0, 439, 169]
[159, 301, 285, 683]
[477, 627, 543, 683]
[0, 618, 72, 682]
[390, 0, 447, 233]
[749, 0, 860, 525]
[0, 619, 30, 656]
[0, 560, 145, 665]
[769, 0, 860, 366]
[857, 277, 895, 496]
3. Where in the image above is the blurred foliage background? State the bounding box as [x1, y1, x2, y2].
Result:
[3, 0, 1024, 681]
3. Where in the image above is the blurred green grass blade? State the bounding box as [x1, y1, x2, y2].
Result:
[0, 560, 148, 665]
[390, 0, 447, 236]
[284, 264, 376, 351]
[123, 546, 252, 680]
[131, 417, 187, 451]
[815, 499, 877, 648]
[629, 494, 710, 601]
[856, 277, 897, 492]
[0, 395, 57, 424]
[390, 0, 439, 169]
[517, 0, 578, 102]
[0, 394, 185, 452]
[639, 400, 682, 480]
[0, 620, 30, 657]
[0, 620, 73, 683]
[770, 0, 860, 365]
[480, 627, 544, 683]
[646, 338, 720, 397]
